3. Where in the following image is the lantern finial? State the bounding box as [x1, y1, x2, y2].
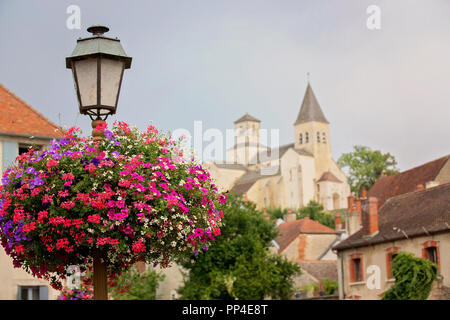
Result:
[87, 25, 109, 36]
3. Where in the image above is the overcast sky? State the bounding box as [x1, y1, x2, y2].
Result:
[1, 0, 449, 170]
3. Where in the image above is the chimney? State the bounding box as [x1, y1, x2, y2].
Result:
[415, 184, 424, 191]
[335, 212, 342, 231]
[361, 188, 367, 199]
[243, 193, 248, 202]
[347, 194, 354, 211]
[283, 211, 297, 222]
[361, 197, 379, 237]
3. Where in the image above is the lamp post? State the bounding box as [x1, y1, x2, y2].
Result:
[66, 25, 132, 300]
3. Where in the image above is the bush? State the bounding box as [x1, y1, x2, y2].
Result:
[382, 252, 437, 300]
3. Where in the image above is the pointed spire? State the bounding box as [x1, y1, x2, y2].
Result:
[294, 83, 329, 125]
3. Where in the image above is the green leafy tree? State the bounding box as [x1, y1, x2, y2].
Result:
[337, 145, 399, 195]
[266, 207, 288, 220]
[109, 266, 165, 300]
[297, 201, 335, 229]
[178, 195, 301, 300]
[382, 252, 437, 300]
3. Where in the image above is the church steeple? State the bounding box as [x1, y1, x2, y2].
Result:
[294, 83, 329, 125]
[294, 83, 332, 179]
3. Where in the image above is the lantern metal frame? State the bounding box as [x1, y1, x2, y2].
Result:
[66, 25, 132, 121]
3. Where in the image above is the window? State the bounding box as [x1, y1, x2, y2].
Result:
[317, 184, 320, 192]
[299, 133, 303, 144]
[317, 132, 321, 143]
[349, 254, 364, 283]
[19, 144, 42, 155]
[386, 247, 399, 279]
[422, 241, 441, 272]
[322, 132, 326, 143]
[353, 258, 362, 282]
[305, 132, 309, 143]
[387, 252, 398, 278]
[426, 247, 437, 264]
[18, 286, 48, 300]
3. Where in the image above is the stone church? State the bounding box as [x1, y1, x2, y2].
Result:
[205, 83, 350, 211]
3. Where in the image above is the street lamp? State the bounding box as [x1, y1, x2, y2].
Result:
[65, 25, 132, 299]
[66, 25, 132, 123]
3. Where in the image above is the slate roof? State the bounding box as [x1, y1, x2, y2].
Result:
[234, 113, 261, 124]
[275, 217, 337, 253]
[368, 155, 450, 208]
[334, 183, 450, 251]
[297, 260, 338, 282]
[317, 171, 342, 183]
[0, 83, 64, 139]
[230, 169, 276, 195]
[250, 143, 314, 164]
[294, 83, 329, 125]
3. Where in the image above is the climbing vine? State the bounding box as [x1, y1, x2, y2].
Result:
[382, 252, 437, 300]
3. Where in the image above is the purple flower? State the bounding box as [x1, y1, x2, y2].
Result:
[104, 130, 114, 140]
[114, 142, 121, 146]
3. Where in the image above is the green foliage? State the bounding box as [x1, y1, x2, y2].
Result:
[297, 201, 335, 229]
[109, 266, 165, 300]
[322, 278, 338, 295]
[382, 252, 437, 300]
[337, 145, 399, 195]
[301, 282, 319, 295]
[266, 207, 288, 220]
[178, 195, 301, 300]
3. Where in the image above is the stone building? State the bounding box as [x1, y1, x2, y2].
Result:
[205, 83, 350, 211]
[272, 211, 344, 297]
[0, 83, 64, 299]
[334, 156, 450, 300]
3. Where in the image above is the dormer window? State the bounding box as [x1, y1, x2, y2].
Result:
[299, 134, 303, 144]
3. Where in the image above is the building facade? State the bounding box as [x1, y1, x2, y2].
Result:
[334, 170, 450, 300]
[0, 83, 64, 299]
[205, 84, 350, 211]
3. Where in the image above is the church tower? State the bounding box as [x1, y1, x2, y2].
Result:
[227, 113, 260, 166]
[294, 83, 332, 178]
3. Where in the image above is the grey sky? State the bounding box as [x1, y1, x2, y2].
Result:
[1, 0, 449, 171]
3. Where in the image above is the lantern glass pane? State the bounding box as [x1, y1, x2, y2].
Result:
[100, 58, 124, 108]
[73, 58, 98, 107]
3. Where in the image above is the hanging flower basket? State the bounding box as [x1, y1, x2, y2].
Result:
[0, 121, 226, 290]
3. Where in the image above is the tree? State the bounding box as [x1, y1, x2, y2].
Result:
[109, 266, 165, 300]
[382, 252, 437, 300]
[178, 195, 301, 300]
[297, 200, 335, 229]
[337, 145, 399, 195]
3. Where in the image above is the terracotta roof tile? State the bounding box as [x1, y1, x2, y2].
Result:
[317, 171, 342, 183]
[275, 217, 336, 252]
[334, 183, 450, 251]
[0, 83, 64, 138]
[368, 155, 449, 207]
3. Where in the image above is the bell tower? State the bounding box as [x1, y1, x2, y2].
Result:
[294, 83, 332, 178]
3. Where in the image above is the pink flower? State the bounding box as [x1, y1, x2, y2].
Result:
[61, 201, 75, 210]
[47, 159, 59, 168]
[132, 238, 146, 254]
[184, 183, 193, 190]
[87, 214, 101, 224]
[95, 122, 108, 132]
